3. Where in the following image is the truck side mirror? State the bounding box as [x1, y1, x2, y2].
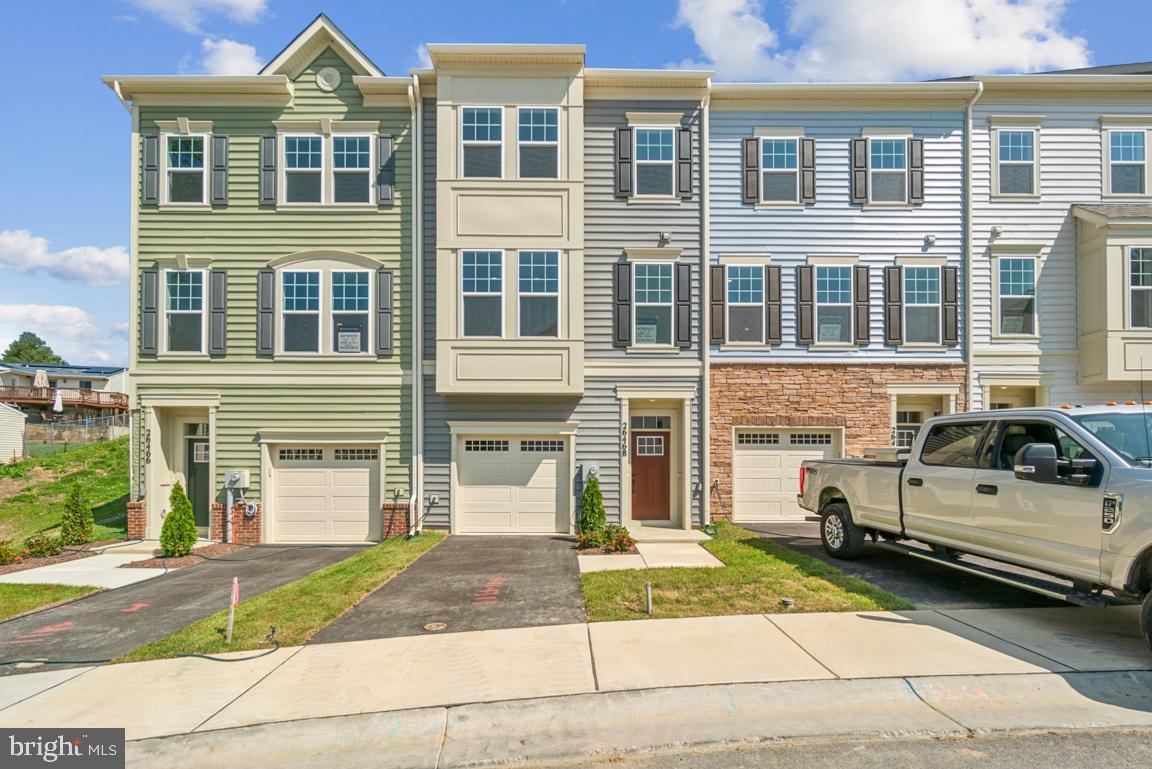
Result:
[1014, 442, 1059, 483]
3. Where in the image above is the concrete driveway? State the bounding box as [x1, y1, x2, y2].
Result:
[313, 535, 586, 643]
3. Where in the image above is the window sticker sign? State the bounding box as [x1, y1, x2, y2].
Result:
[635, 321, 659, 345]
[337, 330, 362, 353]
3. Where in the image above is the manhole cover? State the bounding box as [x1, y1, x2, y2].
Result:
[423, 622, 448, 632]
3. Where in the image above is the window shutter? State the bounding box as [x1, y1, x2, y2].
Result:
[211, 136, 229, 205]
[709, 265, 726, 345]
[208, 269, 227, 356]
[614, 128, 633, 198]
[377, 134, 395, 204]
[884, 265, 903, 346]
[613, 262, 632, 347]
[850, 138, 868, 204]
[139, 269, 158, 357]
[853, 265, 870, 346]
[942, 265, 959, 346]
[796, 265, 814, 346]
[799, 137, 816, 203]
[766, 265, 783, 345]
[376, 269, 394, 356]
[677, 127, 693, 200]
[742, 137, 760, 204]
[675, 262, 692, 348]
[257, 269, 275, 356]
[259, 136, 277, 206]
[908, 137, 925, 205]
[142, 135, 159, 205]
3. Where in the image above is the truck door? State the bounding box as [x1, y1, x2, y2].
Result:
[902, 420, 990, 549]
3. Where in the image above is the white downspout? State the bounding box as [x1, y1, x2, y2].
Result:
[409, 75, 425, 536]
[964, 81, 983, 413]
[700, 78, 712, 526]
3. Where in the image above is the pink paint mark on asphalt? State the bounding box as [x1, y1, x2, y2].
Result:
[471, 577, 505, 605]
[12, 621, 74, 644]
[120, 603, 149, 613]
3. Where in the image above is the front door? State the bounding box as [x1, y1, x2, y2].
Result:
[631, 431, 670, 520]
[185, 440, 211, 530]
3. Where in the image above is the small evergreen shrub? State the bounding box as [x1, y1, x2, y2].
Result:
[579, 474, 606, 535]
[23, 533, 63, 558]
[160, 482, 198, 557]
[59, 483, 94, 545]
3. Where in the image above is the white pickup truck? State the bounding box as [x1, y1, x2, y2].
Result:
[796, 404, 1152, 651]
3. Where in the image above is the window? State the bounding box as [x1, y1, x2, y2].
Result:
[1109, 130, 1146, 195]
[992, 422, 1091, 472]
[904, 266, 941, 344]
[462, 107, 503, 178]
[869, 139, 906, 203]
[518, 251, 559, 337]
[462, 251, 503, 337]
[165, 135, 206, 204]
[634, 128, 675, 196]
[631, 416, 671, 430]
[997, 130, 1036, 195]
[279, 448, 324, 461]
[633, 262, 674, 346]
[331, 271, 369, 353]
[920, 422, 987, 468]
[998, 258, 1036, 335]
[78, 380, 93, 390]
[790, 433, 832, 446]
[518, 108, 558, 179]
[1072, 412, 1152, 466]
[282, 271, 321, 352]
[334, 448, 379, 461]
[636, 435, 665, 456]
[192, 444, 211, 463]
[760, 138, 798, 202]
[284, 136, 323, 203]
[726, 265, 764, 343]
[815, 266, 853, 344]
[737, 432, 779, 445]
[332, 135, 372, 203]
[521, 440, 565, 452]
[465, 440, 509, 452]
[1130, 247, 1152, 328]
[894, 411, 924, 449]
[164, 270, 204, 353]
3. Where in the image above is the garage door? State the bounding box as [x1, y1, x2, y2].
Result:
[732, 430, 837, 522]
[273, 445, 380, 542]
[456, 437, 567, 533]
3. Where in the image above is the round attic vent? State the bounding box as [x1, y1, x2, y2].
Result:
[316, 66, 342, 92]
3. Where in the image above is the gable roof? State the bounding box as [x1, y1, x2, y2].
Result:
[260, 13, 384, 79]
[0, 402, 27, 421]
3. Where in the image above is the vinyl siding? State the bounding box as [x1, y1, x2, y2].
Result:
[0, 406, 25, 464]
[422, 97, 437, 357]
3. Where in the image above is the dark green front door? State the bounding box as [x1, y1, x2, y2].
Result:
[186, 440, 210, 529]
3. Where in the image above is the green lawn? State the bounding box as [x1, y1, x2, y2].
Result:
[582, 522, 914, 622]
[0, 437, 129, 542]
[119, 532, 446, 663]
[0, 583, 99, 620]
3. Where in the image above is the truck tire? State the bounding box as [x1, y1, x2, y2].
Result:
[820, 502, 866, 560]
[1142, 592, 1152, 653]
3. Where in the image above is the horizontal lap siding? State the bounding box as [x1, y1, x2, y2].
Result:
[422, 97, 437, 358]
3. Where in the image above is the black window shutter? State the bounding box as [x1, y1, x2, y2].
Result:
[139, 269, 158, 357]
[942, 265, 959, 346]
[675, 262, 692, 348]
[742, 137, 760, 204]
[211, 136, 229, 205]
[709, 265, 726, 345]
[208, 269, 227, 356]
[376, 269, 394, 356]
[908, 137, 925, 205]
[853, 265, 870, 346]
[377, 135, 395, 204]
[614, 128, 633, 198]
[796, 265, 814, 345]
[257, 269, 275, 356]
[800, 137, 816, 203]
[677, 127, 693, 200]
[259, 136, 277, 206]
[142, 135, 159, 205]
[884, 265, 904, 346]
[613, 262, 632, 347]
[766, 265, 783, 345]
[851, 138, 868, 204]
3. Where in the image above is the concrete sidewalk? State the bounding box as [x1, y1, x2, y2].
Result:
[0, 553, 165, 589]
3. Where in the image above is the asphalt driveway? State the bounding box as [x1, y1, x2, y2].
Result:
[0, 545, 365, 676]
[313, 535, 586, 643]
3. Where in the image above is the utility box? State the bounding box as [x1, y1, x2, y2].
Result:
[225, 469, 250, 489]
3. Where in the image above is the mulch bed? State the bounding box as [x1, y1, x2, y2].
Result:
[120, 543, 248, 570]
[577, 545, 639, 556]
[0, 539, 123, 576]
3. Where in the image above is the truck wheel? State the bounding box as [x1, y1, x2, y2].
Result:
[1142, 592, 1152, 653]
[820, 502, 866, 560]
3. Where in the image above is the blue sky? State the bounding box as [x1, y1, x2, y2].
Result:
[1, 0, 1150, 365]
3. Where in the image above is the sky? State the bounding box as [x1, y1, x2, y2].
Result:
[1, 0, 1150, 366]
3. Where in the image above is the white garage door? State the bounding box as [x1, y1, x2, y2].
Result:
[732, 430, 838, 522]
[456, 437, 568, 533]
[273, 445, 380, 543]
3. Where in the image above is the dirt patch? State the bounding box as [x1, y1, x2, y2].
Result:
[120, 543, 248, 570]
[577, 545, 639, 555]
[0, 467, 54, 504]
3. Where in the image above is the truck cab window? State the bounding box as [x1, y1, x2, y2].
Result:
[994, 421, 1092, 470]
[920, 422, 987, 467]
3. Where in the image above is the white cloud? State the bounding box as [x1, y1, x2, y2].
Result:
[414, 43, 433, 69]
[0, 306, 125, 365]
[0, 230, 128, 287]
[675, 0, 1091, 82]
[128, 0, 266, 33]
[200, 37, 262, 75]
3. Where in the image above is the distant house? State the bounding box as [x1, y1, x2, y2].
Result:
[0, 403, 27, 463]
[0, 364, 129, 421]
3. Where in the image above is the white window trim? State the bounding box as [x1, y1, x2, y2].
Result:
[632, 125, 678, 200]
[329, 133, 376, 207]
[516, 107, 560, 180]
[1127, 246, 1152, 330]
[279, 269, 323, 355]
[993, 255, 1039, 340]
[632, 261, 675, 348]
[329, 267, 374, 355]
[993, 127, 1040, 199]
[903, 264, 942, 346]
[1104, 127, 1152, 199]
[461, 250, 505, 339]
[279, 133, 326, 207]
[160, 132, 210, 207]
[758, 135, 801, 206]
[516, 250, 561, 339]
[813, 264, 855, 346]
[867, 136, 909, 206]
[160, 268, 208, 356]
[725, 263, 766, 346]
[460, 105, 505, 180]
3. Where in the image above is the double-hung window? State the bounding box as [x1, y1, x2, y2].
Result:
[1109, 130, 1147, 195]
[462, 108, 503, 178]
[282, 271, 321, 352]
[634, 128, 675, 196]
[726, 265, 764, 343]
[331, 271, 370, 353]
[284, 136, 324, 204]
[760, 138, 798, 202]
[633, 263, 674, 346]
[518, 251, 559, 337]
[165, 135, 206, 204]
[904, 266, 941, 344]
[1130, 247, 1152, 328]
[815, 265, 853, 344]
[997, 130, 1036, 195]
[164, 270, 205, 353]
[998, 257, 1036, 336]
[332, 135, 372, 203]
[518, 108, 558, 179]
[462, 251, 503, 337]
[869, 139, 907, 203]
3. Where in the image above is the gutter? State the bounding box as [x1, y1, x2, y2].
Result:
[963, 81, 984, 411]
[700, 77, 712, 526]
[111, 80, 132, 114]
[409, 75, 425, 536]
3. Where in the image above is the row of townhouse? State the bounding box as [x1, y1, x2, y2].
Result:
[102, 16, 1152, 544]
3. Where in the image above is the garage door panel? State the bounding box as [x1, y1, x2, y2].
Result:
[279, 470, 328, 488]
[273, 446, 378, 543]
[733, 431, 837, 523]
[456, 436, 567, 534]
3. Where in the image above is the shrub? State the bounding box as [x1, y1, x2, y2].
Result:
[0, 539, 21, 565]
[579, 474, 606, 534]
[602, 524, 634, 553]
[59, 483, 94, 545]
[576, 529, 606, 550]
[160, 482, 198, 557]
[23, 533, 63, 558]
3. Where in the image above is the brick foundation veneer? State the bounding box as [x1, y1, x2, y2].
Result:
[126, 500, 147, 540]
[380, 501, 410, 539]
[710, 362, 967, 521]
[210, 502, 263, 545]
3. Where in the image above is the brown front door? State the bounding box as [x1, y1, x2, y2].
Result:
[631, 431, 670, 520]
